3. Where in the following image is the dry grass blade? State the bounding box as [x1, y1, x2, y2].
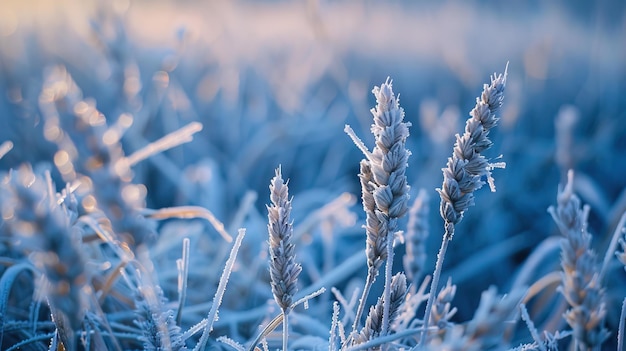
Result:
[176, 238, 191, 326]
[0, 141, 13, 159]
[600, 211, 626, 279]
[0, 264, 38, 348]
[141, 206, 233, 242]
[125, 122, 203, 166]
[246, 288, 326, 351]
[195, 228, 246, 351]
[246, 313, 284, 351]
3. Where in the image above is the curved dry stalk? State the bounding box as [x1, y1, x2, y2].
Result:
[141, 206, 232, 242]
[124, 122, 203, 166]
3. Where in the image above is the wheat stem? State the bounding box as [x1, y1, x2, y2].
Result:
[418, 227, 451, 346]
[618, 298, 626, 351]
[600, 212, 626, 280]
[352, 271, 376, 335]
[380, 230, 395, 337]
[282, 313, 289, 351]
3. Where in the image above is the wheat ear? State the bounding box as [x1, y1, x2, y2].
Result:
[267, 167, 302, 351]
[345, 78, 411, 338]
[548, 170, 608, 349]
[354, 273, 408, 346]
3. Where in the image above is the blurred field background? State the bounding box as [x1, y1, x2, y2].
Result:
[1, 0, 626, 349]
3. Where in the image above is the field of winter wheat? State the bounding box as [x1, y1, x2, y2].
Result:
[1, 1, 625, 350]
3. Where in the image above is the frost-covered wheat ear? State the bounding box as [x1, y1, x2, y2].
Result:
[438, 64, 507, 239]
[368, 78, 411, 235]
[267, 166, 302, 312]
[346, 78, 411, 273]
[358, 159, 387, 275]
[345, 77, 411, 334]
[354, 273, 408, 345]
[548, 170, 608, 349]
[267, 166, 302, 351]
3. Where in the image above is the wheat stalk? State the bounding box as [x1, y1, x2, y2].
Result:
[267, 167, 302, 350]
[420, 64, 508, 346]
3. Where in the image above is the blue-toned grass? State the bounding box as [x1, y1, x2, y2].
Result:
[1, 2, 626, 350]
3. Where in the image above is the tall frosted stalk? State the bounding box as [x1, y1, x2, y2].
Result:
[419, 65, 508, 346]
[267, 167, 302, 350]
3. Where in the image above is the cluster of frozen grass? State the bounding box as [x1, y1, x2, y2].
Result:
[1, 2, 626, 351]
